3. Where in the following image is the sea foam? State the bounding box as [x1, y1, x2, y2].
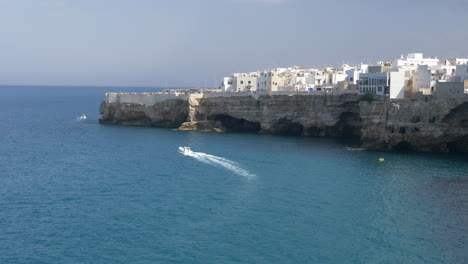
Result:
[181, 149, 255, 178]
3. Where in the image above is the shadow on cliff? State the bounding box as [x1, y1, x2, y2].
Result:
[207, 114, 261, 133]
[268, 118, 305, 136]
[304, 112, 362, 139]
[207, 111, 363, 139]
[442, 102, 468, 153]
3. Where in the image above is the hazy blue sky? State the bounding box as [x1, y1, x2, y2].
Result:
[0, 0, 467, 87]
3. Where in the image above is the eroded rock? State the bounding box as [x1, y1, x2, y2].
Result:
[99, 92, 468, 153]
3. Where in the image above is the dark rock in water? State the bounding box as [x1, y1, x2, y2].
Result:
[179, 120, 226, 132]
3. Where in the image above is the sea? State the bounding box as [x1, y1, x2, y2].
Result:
[0, 85, 467, 264]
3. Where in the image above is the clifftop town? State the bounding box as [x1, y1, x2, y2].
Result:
[219, 53, 468, 99]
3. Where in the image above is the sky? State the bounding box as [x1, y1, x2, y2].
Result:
[0, 0, 467, 87]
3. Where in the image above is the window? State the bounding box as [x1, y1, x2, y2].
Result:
[248, 81, 251, 84]
[350, 77, 354, 82]
[240, 81, 244, 84]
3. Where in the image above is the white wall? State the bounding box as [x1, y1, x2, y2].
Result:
[222, 76, 236, 92]
[331, 73, 348, 88]
[392, 53, 439, 71]
[390, 70, 405, 99]
[257, 72, 271, 92]
[447, 58, 468, 65]
[440, 65, 456, 76]
[359, 64, 369, 73]
[236, 74, 258, 92]
[346, 70, 359, 84]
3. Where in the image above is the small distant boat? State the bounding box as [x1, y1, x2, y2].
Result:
[78, 114, 87, 120]
[378, 158, 385, 162]
[179, 146, 192, 154]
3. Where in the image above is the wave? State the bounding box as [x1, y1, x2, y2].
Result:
[181, 150, 255, 178]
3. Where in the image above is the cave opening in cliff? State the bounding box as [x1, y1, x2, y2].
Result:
[207, 114, 261, 133]
[393, 141, 412, 152]
[442, 102, 468, 126]
[271, 118, 304, 135]
[447, 136, 468, 153]
[328, 112, 362, 138]
[441, 103, 468, 153]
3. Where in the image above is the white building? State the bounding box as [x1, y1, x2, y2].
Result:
[222, 76, 236, 92]
[438, 62, 457, 78]
[446, 58, 468, 65]
[346, 70, 359, 85]
[392, 53, 439, 71]
[331, 72, 348, 89]
[270, 71, 292, 92]
[358, 71, 406, 99]
[346, 64, 368, 87]
[389, 69, 406, 99]
[219, 53, 465, 96]
[257, 71, 271, 92]
[358, 73, 389, 96]
[234, 73, 259, 92]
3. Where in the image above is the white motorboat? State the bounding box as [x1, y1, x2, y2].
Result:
[79, 114, 87, 120]
[178, 146, 192, 154]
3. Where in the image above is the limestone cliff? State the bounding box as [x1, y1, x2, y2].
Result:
[99, 99, 189, 128]
[99, 92, 468, 153]
[361, 96, 468, 152]
[185, 93, 362, 137]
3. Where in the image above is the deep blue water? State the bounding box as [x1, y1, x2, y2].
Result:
[0, 85, 467, 264]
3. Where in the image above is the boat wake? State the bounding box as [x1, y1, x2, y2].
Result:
[180, 149, 255, 178]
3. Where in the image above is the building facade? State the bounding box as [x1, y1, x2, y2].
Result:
[358, 73, 389, 96]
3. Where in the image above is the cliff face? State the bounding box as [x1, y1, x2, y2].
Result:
[186, 93, 362, 137]
[99, 92, 468, 153]
[361, 97, 468, 152]
[99, 99, 189, 128]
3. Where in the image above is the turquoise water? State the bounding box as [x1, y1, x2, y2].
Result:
[1, 86, 467, 264]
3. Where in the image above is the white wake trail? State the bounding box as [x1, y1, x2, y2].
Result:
[181, 150, 255, 178]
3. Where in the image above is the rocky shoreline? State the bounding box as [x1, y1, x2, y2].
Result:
[99, 92, 468, 153]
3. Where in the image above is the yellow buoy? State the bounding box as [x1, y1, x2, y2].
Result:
[378, 158, 385, 162]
